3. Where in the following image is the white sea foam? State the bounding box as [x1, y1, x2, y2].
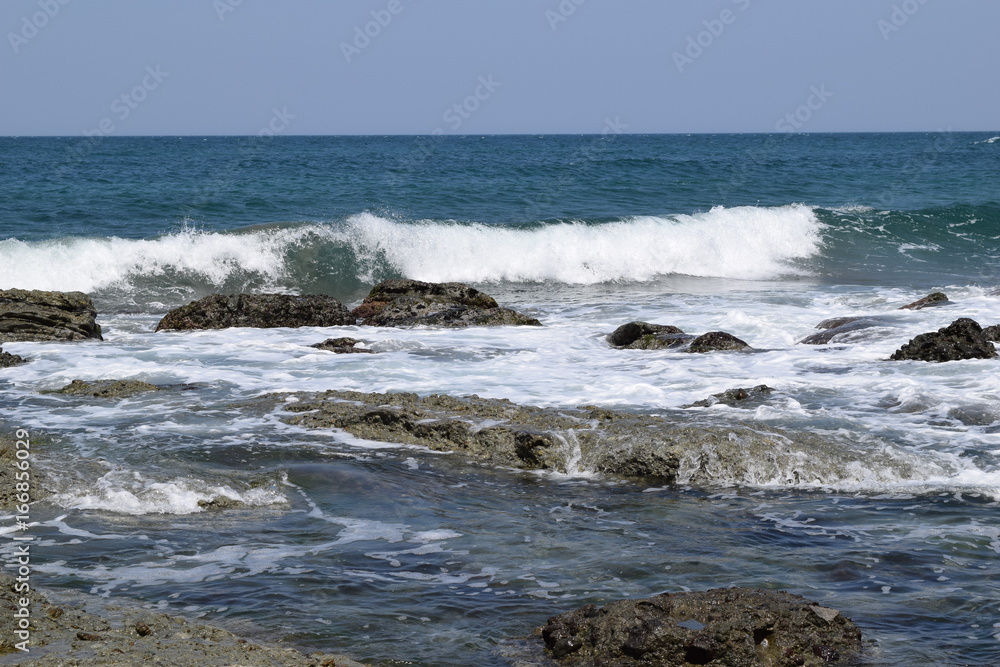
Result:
[0, 205, 824, 297]
[343, 205, 823, 283]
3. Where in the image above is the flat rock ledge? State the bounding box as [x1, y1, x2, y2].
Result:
[155, 293, 354, 331]
[539, 587, 862, 666]
[274, 390, 914, 486]
[51, 379, 162, 399]
[0, 573, 367, 666]
[351, 279, 541, 328]
[889, 318, 998, 362]
[0, 289, 103, 343]
[0, 347, 28, 368]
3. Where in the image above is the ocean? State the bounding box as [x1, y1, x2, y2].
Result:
[1, 133, 998, 665]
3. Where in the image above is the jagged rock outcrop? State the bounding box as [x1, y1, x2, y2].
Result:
[889, 318, 998, 362]
[684, 385, 774, 408]
[310, 337, 375, 354]
[0, 348, 28, 368]
[155, 293, 353, 331]
[0, 289, 102, 342]
[687, 331, 751, 353]
[539, 587, 862, 666]
[52, 379, 161, 399]
[607, 322, 692, 350]
[351, 279, 540, 327]
[900, 291, 949, 310]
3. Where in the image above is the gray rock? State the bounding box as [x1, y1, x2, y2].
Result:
[0, 347, 28, 368]
[687, 331, 750, 353]
[607, 322, 690, 349]
[890, 318, 998, 362]
[0, 289, 103, 342]
[352, 279, 540, 328]
[155, 293, 354, 331]
[800, 317, 889, 345]
[899, 291, 949, 310]
[53, 379, 161, 399]
[983, 325, 1000, 342]
[310, 337, 375, 354]
[684, 385, 774, 408]
[539, 587, 862, 666]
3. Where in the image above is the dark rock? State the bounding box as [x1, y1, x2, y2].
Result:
[607, 322, 690, 349]
[155, 293, 353, 331]
[983, 325, 1000, 342]
[351, 279, 540, 328]
[687, 331, 750, 353]
[800, 317, 887, 345]
[890, 318, 998, 362]
[899, 291, 949, 310]
[0, 289, 103, 342]
[685, 385, 774, 408]
[539, 587, 862, 666]
[0, 348, 28, 368]
[54, 379, 160, 399]
[310, 337, 375, 354]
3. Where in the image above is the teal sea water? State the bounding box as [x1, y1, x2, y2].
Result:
[1, 133, 999, 665]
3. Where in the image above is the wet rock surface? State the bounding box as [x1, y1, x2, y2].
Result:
[899, 291, 949, 310]
[889, 318, 998, 362]
[684, 385, 775, 409]
[351, 279, 541, 328]
[687, 331, 751, 353]
[0, 347, 28, 368]
[155, 293, 354, 331]
[52, 379, 162, 399]
[800, 316, 897, 345]
[311, 337, 375, 353]
[0, 431, 50, 510]
[0, 289, 103, 342]
[607, 322, 690, 349]
[539, 587, 862, 666]
[0, 573, 367, 666]
[983, 324, 1000, 342]
[273, 390, 913, 485]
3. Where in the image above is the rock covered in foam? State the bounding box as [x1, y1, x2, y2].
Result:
[539, 587, 862, 666]
[310, 337, 375, 353]
[889, 318, 998, 362]
[0, 289, 103, 342]
[351, 279, 541, 328]
[155, 293, 354, 331]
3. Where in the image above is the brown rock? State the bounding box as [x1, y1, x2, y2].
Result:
[0, 289, 102, 342]
[899, 291, 949, 310]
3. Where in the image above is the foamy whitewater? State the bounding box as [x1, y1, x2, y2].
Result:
[1, 134, 998, 665]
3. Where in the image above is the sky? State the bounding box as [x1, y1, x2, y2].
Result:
[1, 0, 997, 136]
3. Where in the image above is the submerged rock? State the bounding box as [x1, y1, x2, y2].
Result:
[273, 389, 924, 486]
[0, 289, 103, 342]
[0, 347, 28, 368]
[53, 379, 161, 399]
[800, 316, 896, 345]
[684, 385, 774, 408]
[607, 322, 691, 349]
[687, 331, 751, 353]
[889, 318, 998, 362]
[310, 337, 375, 354]
[899, 291, 949, 310]
[0, 573, 367, 666]
[539, 587, 862, 666]
[155, 293, 354, 331]
[351, 279, 540, 328]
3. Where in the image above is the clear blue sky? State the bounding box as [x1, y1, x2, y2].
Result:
[2, 0, 997, 135]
